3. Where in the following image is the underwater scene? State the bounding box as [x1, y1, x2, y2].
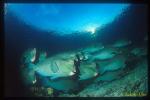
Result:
[4, 3, 148, 97]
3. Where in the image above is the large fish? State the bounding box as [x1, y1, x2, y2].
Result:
[80, 43, 104, 54]
[21, 49, 76, 85]
[96, 55, 127, 74]
[21, 48, 99, 86]
[92, 47, 120, 60]
[37, 62, 98, 92]
[112, 39, 132, 48]
[130, 47, 147, 57]
[79, 62, 98, 80]
[35, 56, 98, 80]
[35, 58, 75, 80]
[94, 69, 123, 83]
[21, 48, 37, 64]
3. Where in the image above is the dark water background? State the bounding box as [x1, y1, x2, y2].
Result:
[4, 4, 148, 97]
